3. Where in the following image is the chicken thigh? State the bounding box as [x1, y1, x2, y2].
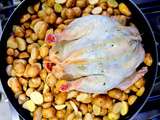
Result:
[45, 15, 147, 93]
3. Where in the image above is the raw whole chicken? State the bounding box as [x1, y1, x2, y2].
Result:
[44, 15, 147, 94]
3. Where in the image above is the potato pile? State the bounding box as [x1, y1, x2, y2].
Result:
[6, 0, 153, 119]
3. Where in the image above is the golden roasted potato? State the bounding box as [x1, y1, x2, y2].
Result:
[43, 92, 53, 102]
[42, 107, 56, 118]
[33, 107, 42, 120]
[55, 92, 67, 105]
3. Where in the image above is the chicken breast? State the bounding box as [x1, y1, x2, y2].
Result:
[45, 15, 147, 93]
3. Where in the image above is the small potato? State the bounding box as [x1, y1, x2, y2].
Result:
[33, 107, 42, 120]
[107, 7, 113, 15]
[84, 113, 93, 120]
[16, 37, 26, 51]
[20, 14, 31, 23]
[26, 38, 34, 44]
[6, 65, 12, 76]
[27, 6, 35, 14]
[25, 29, 33, 38]
[22, 100, 36, 112]
[13, 61, 26, 76]
[13, 25, 24, 37]
[39, 44, 49, 58]
[69, 100, 78, 113]
[66, 0, 76, 8]
[34, 2, 40, 12]
[27, 43, 40, 53]
[67, 91, 78, 99]
[92, 95, 112, 109]
[83, 5, 94, 14]
[120, 101, 128, 116]
[56, 17, 63, 25]
[66, 8, 75, 19]
[57, 24, 67, 30]
[43, 84, 50, 94]
[119, 3, 131, 16]
[23, 22, 30, 29]
[79, 103, 88, 114]
[76, 93, 92, 103]
[48, 13, 57, 24]
[73, 7, 82, 17]
[88, 0, 99, 5]
[93, 104, 101, 116]
[136, 87, 145, 97]
[108, 89, 122, 100]
[37, 82, 44, 92]
[76, 0, 87, 8]
[7, 48, 14, 56]
[55, 0, 67, 4]
[7, 36, 18, 49]
[29, 77, 41, 88]
[30, 18, 41, 29]
[120, 93, 128, 101]
[66, 101, 74, 114]
[113, 9, 120, 15]
[40, 69, 47, 81]
[31, 33, 38, 41]
[31, 47, 39, 60]
[38, 40, 45, 46]
[100, 108, 108, 116]
[19, 77, 28, 85]
[128, 95, 137, 106]
[42, 107, 56, 118]
[19, 52, 29, 59]
[56, 110, 65, 118]
[42, 102, 52, 108]
[135, 78, 145, 88]
[108, 112, 120, 120]
[26, 88, 35, 97]
[43, 92, 53, 102]
[107, 0, 118, 8]
[55, 80, 67, 91]
[45, 0, 55, 7]
[45, 7, 54, 15]
[55, 104, 66, 110]
[55, 92, 67, 105]
[6, 56, 13, 64]
[130, 85, 138, 92]
[64, 19, 74, 25]
[99, 2, 108, 10]
[144, 53, 153, 66]
[66, 112, 75, 120]
[30, 91, 44, 105]
[38, 10, 46, 19]
[61, 8, 67, 19]
[46, 73, 57, 88]
[91, 6, 103, 14]
[34, 21, 48, 39]
[18, 93, 28, 104]
[27, 63, 41, 77]
[112, 102, 122, 114]
[54, 3, 63, 13]
[88, 104, 93, 113]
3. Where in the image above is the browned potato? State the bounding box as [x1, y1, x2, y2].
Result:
[76, 93, 92, 103]
[42, 107, 56, 118]
[79, 103, 88, 115]
[46, 73, 57, 88]
[108, 89, 123, 100]
[119, 3, 131, 16]
[66, 0, 76, 8]
[27, 6, 35, 14]
[33, 107, 42, 120]
[20, 14, 31, 23]
[92, 95, 112, 109]
[14, 49, 20, 57]
[73, 7, 82, 17]
[19, 77, 28, 86]
[7, 48, 14, 56]
[42, 102, 52, 108]
[43, 92, 53, 102]
[19, 52, 29, 59]
[7, 77, 22, 93]
[27, 63, 41, 77]
[18, 93, 29, 104]
[99, 2, 108, 10]
[7, 36, 18, 49]
[55, 92, 67, 105]
[61, 8, 67, 19]
[6, 56, 13, 64]
[76, 0, 87, 8]
[107, 7, 113, 15]
[56, 110, 66, 118]
[128, 95, 137, 106]
[66, 8, 75, 19]
[13, 25, 25, 37]
[135, 78, 145, 88]
[34, 2, 40, 12]
[144, 53, 153, 66]
[33, 21, 48, 39]
[29, 77, 41, 88]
